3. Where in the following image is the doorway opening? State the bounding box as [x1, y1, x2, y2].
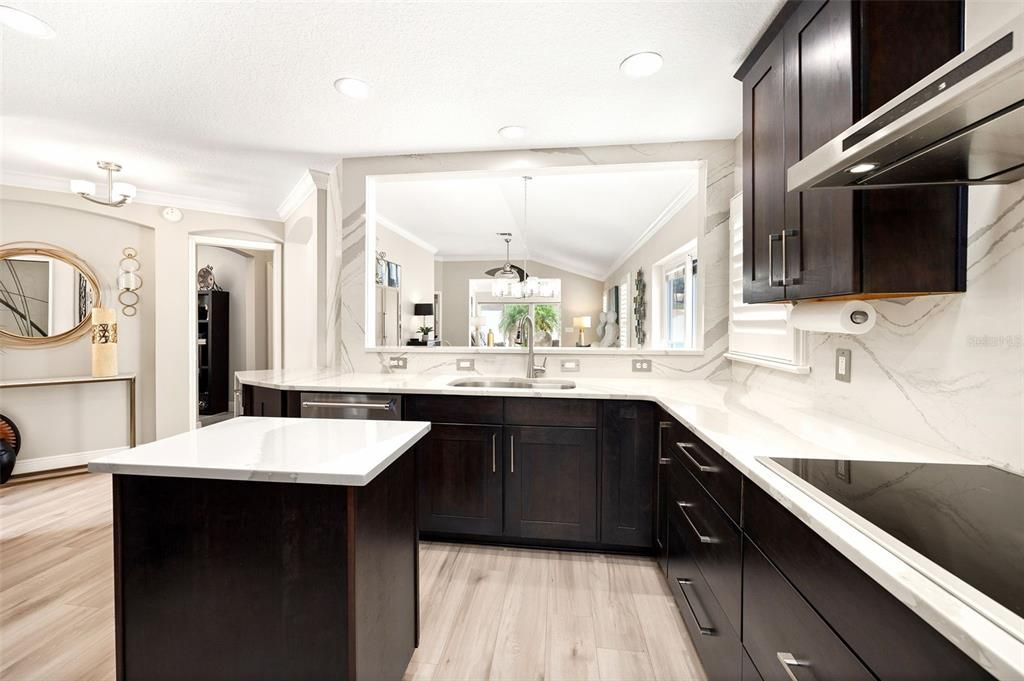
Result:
[188, 235, 282, 429]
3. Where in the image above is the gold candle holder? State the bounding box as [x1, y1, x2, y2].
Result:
[91, 308, 118, 378]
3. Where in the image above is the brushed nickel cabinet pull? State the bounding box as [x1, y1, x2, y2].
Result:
[676, 579, 715, 636]
[676, 442, 716, 473]
[769, 232, 784, 287]
[776, 652, 810, 681]
[301, 401, 393, 411]
[510, 435, 515, 473]
[491, 433, 496, 474]
[677, 501, 715, 544]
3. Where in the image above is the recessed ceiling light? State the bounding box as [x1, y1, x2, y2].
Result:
[0, 4, 55, 38]
[619, 51, 663, 78]
[848, 162, 878, 174]
[498, 126, 527, 140]
[334, 77, 370, 99]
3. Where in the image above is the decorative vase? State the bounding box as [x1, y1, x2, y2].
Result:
[91, 307, 118, 377]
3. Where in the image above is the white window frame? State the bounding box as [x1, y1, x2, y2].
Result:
[653, 240, 701, 350]
[725, 192, 809, 373]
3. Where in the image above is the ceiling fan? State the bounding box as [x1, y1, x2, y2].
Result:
[484, 233, 528, 282]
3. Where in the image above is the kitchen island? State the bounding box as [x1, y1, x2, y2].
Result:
[89, 416, 431, 681]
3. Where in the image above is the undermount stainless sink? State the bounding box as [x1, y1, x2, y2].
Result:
[447, 377, 577, 390]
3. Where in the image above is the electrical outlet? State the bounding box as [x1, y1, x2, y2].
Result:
[632, 359, 652, 372]
[456, 358, 475, 371]
[835, 348, 851, 382]
[560, 359, 580, 373]
[389, 356, 408, 370]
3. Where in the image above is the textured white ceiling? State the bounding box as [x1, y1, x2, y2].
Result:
[1, 1, 782, 219]
[375, 164, 698, 281]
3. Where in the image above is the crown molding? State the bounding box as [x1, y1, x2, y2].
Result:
[375, 214, 439, 255]
[276, 169, 331, 220]
[601, 180, 698, 281]
[2, 169, 279, 222]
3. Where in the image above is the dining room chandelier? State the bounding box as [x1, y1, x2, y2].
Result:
[70, 161, 137, 207]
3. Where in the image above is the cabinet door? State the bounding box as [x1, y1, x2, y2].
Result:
[782, 0, 857, 300]
[417, 424, 503, 536]
[742, 32, 787, 303]
[600, 401, 655, 548]
[504, 426, 597, 543]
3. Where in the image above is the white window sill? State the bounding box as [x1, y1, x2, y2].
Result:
[725, 351, 811, 375]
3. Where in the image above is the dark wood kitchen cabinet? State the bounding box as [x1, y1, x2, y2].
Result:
[503, 425, 598, 543]
[416, 423, 503, 536]
[600, 401, 655, 548]
[738, 0, 966, 303]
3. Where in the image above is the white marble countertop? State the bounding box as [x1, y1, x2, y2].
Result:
[88, 416, 430, 486]
[237, 368, 1023, 679]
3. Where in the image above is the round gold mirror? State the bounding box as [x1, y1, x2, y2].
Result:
[0, 243, 103, 348]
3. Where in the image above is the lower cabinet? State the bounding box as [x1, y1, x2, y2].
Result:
[667, 501, 741, 681]
[600, 401, 654, 547]
[503, 426, 598, 543]
[417, 424, 502, 537]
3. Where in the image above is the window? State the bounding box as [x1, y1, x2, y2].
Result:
[660, 250, 699, 349]
[469, 279, 562, 346]
[725, 193, 808, 372]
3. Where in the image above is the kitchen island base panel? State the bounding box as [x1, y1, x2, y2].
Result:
[113, 454, 416, 681]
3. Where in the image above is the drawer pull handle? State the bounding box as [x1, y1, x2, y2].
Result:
[776, 652, 810, 681]
[677, 501, 715, 544]
[492, 433, 497, 473]
[676, 579, 715, 636]
[510, 435, 515, 474]
[658, 457, 673, 465]
[676, 442, 716, 473]
[301, 400, 394, 411]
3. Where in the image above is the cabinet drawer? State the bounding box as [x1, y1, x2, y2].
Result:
[405, 395, 503, 424]
[667, 504, 741, 681]
[744, 481, 994, 680]
[504, 397, 597, 427]
[743, 538, 874, 681]
[669, 457, 742, 634]
[670, 427, 742, 526]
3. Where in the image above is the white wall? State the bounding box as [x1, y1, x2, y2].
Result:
[730, 0, 1024, 474]
[1, 185, 283, 454]
[377, 222, 435, 341]
[283, 190, 319, 369]
[0, 199, 156, 469]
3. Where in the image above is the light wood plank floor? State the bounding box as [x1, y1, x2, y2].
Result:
[0, 473, 706, 681]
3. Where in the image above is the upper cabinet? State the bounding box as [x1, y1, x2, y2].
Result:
[738, 0, 967, 303]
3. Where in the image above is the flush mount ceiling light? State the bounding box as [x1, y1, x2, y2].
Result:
[334, 77, 370, 99]
[498, 125, 528, 140]
[0, 4, 55, 38]
[848, 162, 879, 174]
[619, 51, 663, 78]
[161, 207, 183, 223]
[70, 161, 137, 208]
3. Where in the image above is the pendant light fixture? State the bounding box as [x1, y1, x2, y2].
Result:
[70, 161, 137, 208]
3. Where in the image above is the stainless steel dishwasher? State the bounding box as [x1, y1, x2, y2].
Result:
[299, 393, 402, 420]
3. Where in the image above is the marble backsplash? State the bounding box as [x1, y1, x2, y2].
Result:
[325, 141, 737, 379]
[732, 181, 1024, 474]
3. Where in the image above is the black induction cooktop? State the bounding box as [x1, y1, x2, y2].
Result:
[763, 457, 1024, 619]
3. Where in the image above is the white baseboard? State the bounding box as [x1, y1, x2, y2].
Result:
[13, 447, 128, 475]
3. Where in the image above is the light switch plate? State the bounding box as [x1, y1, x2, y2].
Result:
[560, 359, 580, 373]
[389, 356, 408, 370]
[835, 348, 851, 382]
[632, 359, 652, 372]
[456, 358, 475, 371]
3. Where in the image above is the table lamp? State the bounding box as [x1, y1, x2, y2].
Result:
[573, 316, 592, 347]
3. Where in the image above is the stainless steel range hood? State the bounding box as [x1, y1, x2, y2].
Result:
[788, 12, 1024, 192]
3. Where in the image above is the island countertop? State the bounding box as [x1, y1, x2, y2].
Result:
[88, 416, 430, 486]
